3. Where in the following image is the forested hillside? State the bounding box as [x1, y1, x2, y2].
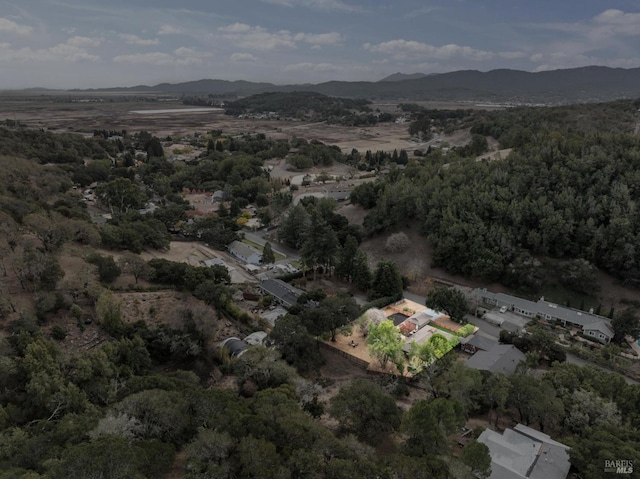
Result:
[353, 100, 640, 294]
[1, 111, 640, 478]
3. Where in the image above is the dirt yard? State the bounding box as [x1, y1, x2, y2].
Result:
[141, 241, 257, 284]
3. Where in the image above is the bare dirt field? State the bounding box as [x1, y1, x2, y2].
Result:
[141, 241, 257, 284]
[0, 96, 471, 154]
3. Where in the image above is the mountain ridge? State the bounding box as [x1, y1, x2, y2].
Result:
[67, 66, 640, 104]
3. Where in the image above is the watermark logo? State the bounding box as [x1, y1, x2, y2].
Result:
[604, 460, 634, 474]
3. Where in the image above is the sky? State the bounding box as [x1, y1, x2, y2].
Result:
[1, 0, 640, 89]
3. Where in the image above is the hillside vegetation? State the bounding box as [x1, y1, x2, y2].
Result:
[353, 100, 640, 295]
[1, 101, 640, 479]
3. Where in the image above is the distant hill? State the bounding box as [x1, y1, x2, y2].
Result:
[76, 66, 640, 104]
[379, 72, 429, 82]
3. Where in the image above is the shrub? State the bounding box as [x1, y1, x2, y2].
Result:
[87, 253, 121, 284]
[457, 324, 476, 337]
[385, 232, 410, 253]
[52, 325, 68, 340]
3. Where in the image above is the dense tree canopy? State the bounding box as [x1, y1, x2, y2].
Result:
[351, 100, 640, 292]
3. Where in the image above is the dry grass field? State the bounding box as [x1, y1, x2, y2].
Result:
[0, 95, 471, 154]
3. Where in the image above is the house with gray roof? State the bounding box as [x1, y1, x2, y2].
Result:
[478, 424, 571, 479]
[460, 335, 498, 354]
[228, 240, 263, 265]
[473, 288, 614, 344]
[323, 185, 353, 202]
[583, 321, 614, 343]
[465, 344, 526, 375]
[259, 279, 303, 308]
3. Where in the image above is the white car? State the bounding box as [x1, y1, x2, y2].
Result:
[499, 306, 508, 313]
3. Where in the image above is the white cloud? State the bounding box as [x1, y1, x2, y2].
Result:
[294, 32, 343, 46]
[0, 18, 32, 35]
[120, 34, 159, 46]
[218, 23, 252, 33]
[283, 62, 340, 72]
[364, 39, 500, 61]
[158, 24, 181, 35]
[67, 36, 102, 48]
[174, 47, 211, 58]
[218, 24, 296, 51]
[0, 39, 99, 63]
[594, 9, 640, 34]
[218, 23, 343, 51]
[260, 0, 359, 12]
[114, 50, 208, 67]
[230, 52, 258, 62]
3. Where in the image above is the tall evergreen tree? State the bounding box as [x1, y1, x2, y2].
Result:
[352, 249, 372, 292]
[370, 260, 403, 300]
[336, 235, 359, 281]
[262, 242, 275, 264]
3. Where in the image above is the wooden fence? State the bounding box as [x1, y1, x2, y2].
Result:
[319, 341, 370, 370]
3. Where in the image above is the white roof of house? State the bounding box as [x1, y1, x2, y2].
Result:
[228, 240, 262, 260]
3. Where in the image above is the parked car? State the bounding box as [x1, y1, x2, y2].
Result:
[499, 306, 508, 313]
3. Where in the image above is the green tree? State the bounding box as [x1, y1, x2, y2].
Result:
[425, 286, 469, 323]
[335, 235, 359, 281]
[185, 429, 234, 479]
[484, 373, 511, 426]
[329, 378, 401, 443]
[48, 435, 145, 479]
[146, 136, 164, 159]
[96, 290, 126, 337]
[301, 294, 359, 342]
[462, 440, 492, 478]
[367, 320, 404, 371]
[96, 177, 145, 214]
[262, 242, 276, 264]
[118, 253, 150, 284]
[236, 435, 290, 479]
[14, 248, 65, 292]
[351, 249, 372, 291]
[278, 204, 309, 249]
[193, 281, 231, 318]
[116, 389, 193, 443]
[407, 341, 435, 375]
[369, 260, 403, 300]
[611, 307, 640, 344]
[401, 398, 462, 456]
[87, 253, 121, 284]
[24, 212, 69, 253]
[300, 211, 338, 279]
[566, 426, 640, 479]
[268, 315, 323, 372]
